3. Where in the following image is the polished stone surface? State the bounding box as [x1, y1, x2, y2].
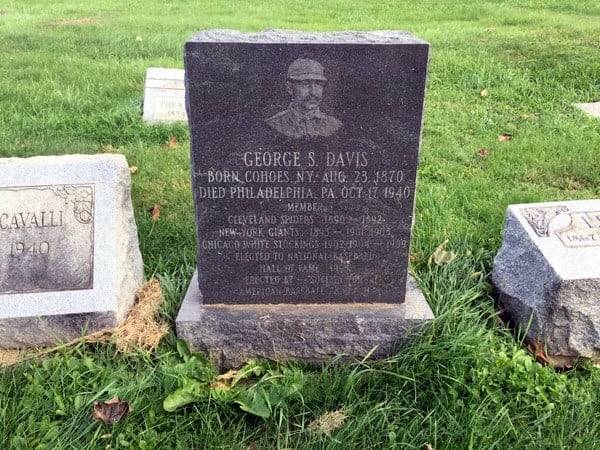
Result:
[185, 29, 430, 305]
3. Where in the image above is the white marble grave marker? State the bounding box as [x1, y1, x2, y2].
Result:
[142, 68, 187, 123]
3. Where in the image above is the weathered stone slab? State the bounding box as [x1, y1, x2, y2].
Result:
[575, 102, 600, 118]
[177, 271, 433, 368]
[142, 68, 187, 123]
[492, 200, 600, 365]
[176, 29, 433, 366]
[184, 29, 430, 305]
[0, 154, 144, 347]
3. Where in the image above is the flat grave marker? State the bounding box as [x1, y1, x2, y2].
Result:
[0, 154, 144, 347]
[493, 199, 600, 366]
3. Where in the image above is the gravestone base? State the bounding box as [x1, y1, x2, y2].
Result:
[0, 312, 116, 348]
[492, 200, 600, 367]
[176, 271, 433, 368]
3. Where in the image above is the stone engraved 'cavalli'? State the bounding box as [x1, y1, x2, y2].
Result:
[186, 32, 429, 304]
[0, 184, 95, 294]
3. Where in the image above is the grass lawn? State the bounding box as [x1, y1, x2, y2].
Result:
[1, 1, 599, 448]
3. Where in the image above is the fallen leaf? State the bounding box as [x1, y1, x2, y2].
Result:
[163, 136, 178, 149]
[428, 240, 456, 265]
[485, 27, 495, 33]
[480, 88, 489, 97]
[129, 166, 138, 175]
[149, 204, 161, 221]
[425, 444, 435, 450]
[92, 397, 130, 425]
[1, 9, 8, 15]
[409, 251, 421, 264]
[103, 144, 116, 153]
[498, 133, 513, 141]
[309, 409, 347, 437]
[135, 35, 143, 42]
[520, 113, 535, 120]
[217, 369, 237, 381]
[526, 338, 549, 365]
[476, 148, 489, 158]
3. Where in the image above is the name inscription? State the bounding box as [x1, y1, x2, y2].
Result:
[0, 184, 95, 294]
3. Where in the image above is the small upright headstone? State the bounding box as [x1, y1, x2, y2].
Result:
[0, 154, 144, 347]
[176, 29, 433, 367]
[142, 68, 187, 124]
[493, 199, 600, 366]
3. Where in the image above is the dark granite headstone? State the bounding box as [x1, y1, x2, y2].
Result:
[185, 30, 429, 305]
[176, 30, 433, 366]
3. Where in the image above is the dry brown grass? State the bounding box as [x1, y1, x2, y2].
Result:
[0, 279, 169, 367]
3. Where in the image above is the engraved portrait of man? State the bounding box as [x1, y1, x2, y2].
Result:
[265, 58, 342, 139]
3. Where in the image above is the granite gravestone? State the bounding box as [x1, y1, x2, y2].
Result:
[176, 30, 433, 367]
[142, 68, 187, 124]
[0, 154, 144, 347]
[493, 200, 600, 366]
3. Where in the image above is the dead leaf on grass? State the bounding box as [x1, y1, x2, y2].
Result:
[428, 240, 457, 265]
[129, 166, 138, 175]
[498, 133, 513, 141]
[217, 369, 237, 381]
[480, 88, 489, 97]
[409, 251, 422, 264]
[424, 444, 435, 450]
[308, 409, 347, 437]
[520, 113, 536, 120]
[163, 136, 178, 150]
[476, 148, 489, 158]
[149, 204, 161, 221]
[526, 338, 549, 365]
[92, 397, 130, 425]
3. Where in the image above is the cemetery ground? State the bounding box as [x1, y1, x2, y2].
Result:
[0, 0, 598, 448]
